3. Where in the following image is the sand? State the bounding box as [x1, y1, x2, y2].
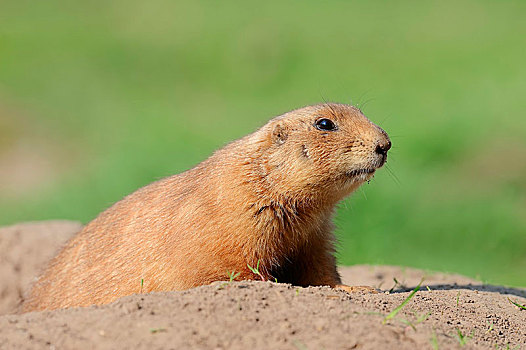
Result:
[1, 221, 525, 349]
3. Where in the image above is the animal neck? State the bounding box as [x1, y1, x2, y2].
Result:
[216, 138, 343, 279]
[242, 185, 336, 280]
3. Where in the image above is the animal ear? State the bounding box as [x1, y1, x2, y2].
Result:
[271, 122, 288, 145]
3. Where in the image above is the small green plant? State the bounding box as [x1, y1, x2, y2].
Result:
[455, 328, 473, 347]
[388, 277, 401, 293]
[247, 260, 265, 281]
[400, 311, 431, 330]
[430, 330, 439, 350]
[217, 270, 241, 289]
[416, 311, 431, 323]
[292, 340, 308, 350]
[140, 278, 144, 293]
[227, 270, 241, 282]
[507, 297, 526, 310]
[486, 321, 494, 333]
[456, 291, 460, 306]
[382, 279, 423, 324]
[150, 328, 167, 334]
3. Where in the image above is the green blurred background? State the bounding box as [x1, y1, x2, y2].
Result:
[0, 0, 524, 286]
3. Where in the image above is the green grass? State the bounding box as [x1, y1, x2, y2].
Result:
[0, 0, 525, 287]
[507, 298, 526, 311]
[399, 311, 431, 331]
[227, 270, 241, 283]
[455, 328, 474, 347]
[430, 330, 439, 350]
[383, 279, 422, 324]
[149, 328, 167, 334]
[247, 260, 264, 281]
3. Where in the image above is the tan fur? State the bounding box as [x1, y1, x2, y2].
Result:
[22, 103, 391, 312]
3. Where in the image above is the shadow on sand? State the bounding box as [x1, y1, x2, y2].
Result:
[392, 282, 526, 300]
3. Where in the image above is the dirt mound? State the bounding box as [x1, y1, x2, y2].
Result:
[0, 221, 82, 314]
[1, 221, 525, 349]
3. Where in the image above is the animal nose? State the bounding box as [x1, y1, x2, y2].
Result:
[375, 140, 391, 156]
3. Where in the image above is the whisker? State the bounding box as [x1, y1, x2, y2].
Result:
[319, 91, 329, 105]
[354, 89, 375, 112]
[359, 186, 368, 200]
[325, 103, 339, 119]
[356, 97, 376, 113]
[385, 164, 401, 187]
[379, 112, 395, 125]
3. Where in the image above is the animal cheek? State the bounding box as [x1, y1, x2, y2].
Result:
[301, 144, 310, 159]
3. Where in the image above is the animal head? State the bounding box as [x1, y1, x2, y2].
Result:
[258, 103, 391, 202]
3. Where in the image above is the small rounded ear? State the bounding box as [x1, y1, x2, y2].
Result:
[272, 122, 288, 145]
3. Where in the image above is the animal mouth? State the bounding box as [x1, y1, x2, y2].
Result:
[346, 168, 376, 178]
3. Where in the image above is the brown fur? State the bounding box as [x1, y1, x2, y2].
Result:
[22, 103, 391, 311]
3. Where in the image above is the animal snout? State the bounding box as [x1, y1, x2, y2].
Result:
[375, 140, 391, 156]
[374, 131, 391, 168]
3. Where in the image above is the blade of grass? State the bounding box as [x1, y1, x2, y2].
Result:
[430, 329, 439, 350]
[507, 297, 526, 310]
[382, 278, 423, 324]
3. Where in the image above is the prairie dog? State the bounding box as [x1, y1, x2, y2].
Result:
[23, 103, 391, 311]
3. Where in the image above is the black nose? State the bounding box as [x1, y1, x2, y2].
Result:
[375, 140, 391, 156]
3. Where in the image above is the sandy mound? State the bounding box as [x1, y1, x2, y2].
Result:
[1, 221, 525, 349]
[0, 221, 83, 315]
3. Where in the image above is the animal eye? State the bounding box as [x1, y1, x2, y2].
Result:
[315, 118, 337, 131]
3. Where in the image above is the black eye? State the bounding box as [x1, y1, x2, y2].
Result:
[315, 118, 337, 131]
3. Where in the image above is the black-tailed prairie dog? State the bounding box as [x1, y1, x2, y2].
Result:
[23, 103, 391, 311]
